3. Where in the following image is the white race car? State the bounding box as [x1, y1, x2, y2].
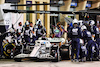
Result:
[14, 38, 65, 62]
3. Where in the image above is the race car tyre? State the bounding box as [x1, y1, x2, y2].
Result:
[51, 47, 61, 62]
[3, 43, 15, 58]
[56, 53, 61, 62]
[52, 52, 61, 62]
[60, 45, 70, 60]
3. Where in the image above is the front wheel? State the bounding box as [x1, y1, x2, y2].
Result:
[52, 48, 61, 62]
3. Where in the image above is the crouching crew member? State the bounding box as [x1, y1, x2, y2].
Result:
[88, 20, 99, 60]
[82, 25, 99, 61]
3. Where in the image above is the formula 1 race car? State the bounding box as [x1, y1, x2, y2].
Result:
[14, 38, 65, 62]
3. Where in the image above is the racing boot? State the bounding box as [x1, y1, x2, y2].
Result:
[71, 59, 74, 62]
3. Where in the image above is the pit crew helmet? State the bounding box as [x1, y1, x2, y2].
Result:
[73, 18, 78, 24]
[89, 20, 95, 26]
[26, 21, 29, 25]
[78, 20, 83, 27]
[36, 19, 42, 25]
[81, 25, 87, 31]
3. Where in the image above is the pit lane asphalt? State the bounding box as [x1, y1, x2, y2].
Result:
[0, 59, 100, 67]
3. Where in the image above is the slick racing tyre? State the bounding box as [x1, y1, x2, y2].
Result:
[54, 52, 61, 62]
[3, 43, 15, 58]
[60, 45, 70, 60]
